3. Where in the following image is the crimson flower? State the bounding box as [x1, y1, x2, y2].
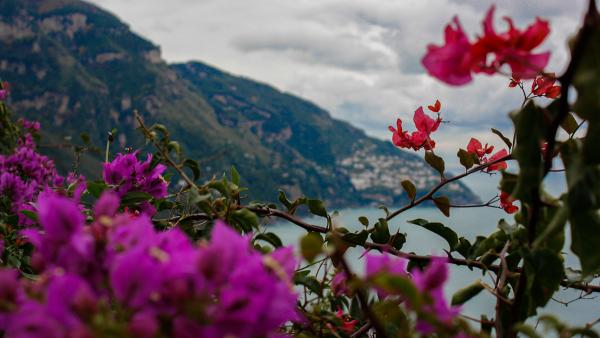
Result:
[422, 17, 473, 85]
[532, 74, 561, 98]
[508, 74, 522, 87]
[465, 138, 508, 172]
[428, 99, 442, 113]
[500, 191, 519, 214]
[389, 106, 442, 151]
[335, 309, 358, 334]
[484, 149, 509, 172]
[466, 138, 494, 158]
[423, 5, 551, 85]
[472, 6, 550, 78]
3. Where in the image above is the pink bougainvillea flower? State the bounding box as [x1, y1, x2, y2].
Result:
[466, 138, 494, 158]
[532, 74, 561, 98]
[411, 257, 462, 335]
[331, 271, 349, 296]
[424, 5, 551, 85]
[389, 106, 442, 151]
[414, 106, 441, 134]
[474, 6, 550, 78]
[422, 17, 474, 85]
[500, 191, 519, 214]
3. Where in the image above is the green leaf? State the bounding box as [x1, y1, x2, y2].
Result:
[231, 166, 240, 186]
[470, 232, 508, 259]
[513, 323, 542, 338]
[432, 196, 450, 217]
[451, 280, 484, 305]
[391, 233, 407, 251]
[300, 232, 323, 262]
[167, 141, 181, 156]
[401, 180, 417, 201]
[455, 237, 471, 259]
[230, 208, 259, 232]
[255, 232, 283, 248]
[560, 113, 579, 135]
[278, 190, 292, 209]
[457, 148, 477, 170]
[151, 123, 169, 136]
[425, 151, 445, 176]
[20, 210, 38, 222]
[293, 271, 323, 296]
[370, 218, 391, 244]
[371, 274, 421, 308]
[358, 216, 369, 227]
[408, 219, 458, 250]
[121, 191, 153, 205]
[341, 230, 369, 247]
[372, 300, 409, 334]
[491, 128, 513, 149]
[498, 219, 516, 236]
[183, 159, 200, 181]
[86, 180, 108, 199]
[562, 139, 600, 275]
[522, 248, 564, 317]
[307, 199, 327, 218]
[510, 101, 545, 202]
[573, 27, 600, 121]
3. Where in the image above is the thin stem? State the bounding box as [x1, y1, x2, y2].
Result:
[134, 111, 198, 190]
[385, 154, 513, 222]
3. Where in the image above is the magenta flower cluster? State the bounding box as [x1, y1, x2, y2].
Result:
[0, 121, 62, 225]
[0, 191, 299, 338]
[102, 151, 168, 215]
[366, 253, 462, 335]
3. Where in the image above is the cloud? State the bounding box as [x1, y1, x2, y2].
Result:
[88, 0, 586, 172]
[233, 29, 394, 71]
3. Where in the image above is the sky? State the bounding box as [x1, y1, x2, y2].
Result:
[88, 0, 587, 175]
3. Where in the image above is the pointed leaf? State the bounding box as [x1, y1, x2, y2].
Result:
[401, 180, 417, 201]
[425, 151, 445, 176]
[491, 128, 513, 149]
[451, 280, 484, 305]
[408, 218, 458, 250]
[300, 232, 324, 262]
[307, 199, 327, 218]
[433, 196, 450, 217]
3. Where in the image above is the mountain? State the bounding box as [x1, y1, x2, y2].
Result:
[0, 0, 479, 207]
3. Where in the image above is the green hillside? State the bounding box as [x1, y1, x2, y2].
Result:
[0, 0, 478, 206]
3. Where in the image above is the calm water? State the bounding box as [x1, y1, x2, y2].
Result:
[266, 205, 600, 329]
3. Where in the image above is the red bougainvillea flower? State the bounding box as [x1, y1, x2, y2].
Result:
[389, 106, 442, 151]
[508, 73, 521, 87]
[335, 309, 358, 334]
[466, 138, 494, 158]
[484, 149, 509, 172]
[423, 5, 551, 85]
[465, 138, 508, 172]
[472, 6, 550, 78]
[422, 17, 473, 85]
[500, 191, 519, 214]
[428, 99, 442, 113]
[532, 74, 561, 98]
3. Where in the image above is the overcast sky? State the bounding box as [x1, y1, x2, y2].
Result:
[88, 0, 586, 175]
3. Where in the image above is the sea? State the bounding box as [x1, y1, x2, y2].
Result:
[265, 171, 600, 330]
